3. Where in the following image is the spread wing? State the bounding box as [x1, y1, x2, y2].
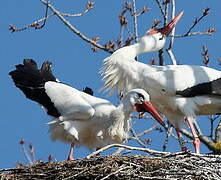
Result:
[45, 82, 95, 121]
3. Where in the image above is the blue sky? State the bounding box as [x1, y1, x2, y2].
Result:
[1, 0, 221, 168]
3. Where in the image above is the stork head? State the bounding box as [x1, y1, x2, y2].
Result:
[138, 11, 183, 53]
[122, 89, 166, 128]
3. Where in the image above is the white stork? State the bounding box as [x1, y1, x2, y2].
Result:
[101, 11, 221, 154]
[9, 59, 165, 160]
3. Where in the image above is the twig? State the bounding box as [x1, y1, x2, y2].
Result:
[170, 29, 216, 38]
[37, 0, 50, 29]
[129, 124, 159, 139]
[86, 143, 169, 159]
[19, 139, 33, 165]
[130, 127, 147, 148]
[162, 124, 173, 151]
[9, 1, 93, 33]
[9, 13, 54, 32]
[154, 0, 166, 20]
[114, 125, 159, 155]
[39, 0, 112, 53]
[185, 8, 210, 36]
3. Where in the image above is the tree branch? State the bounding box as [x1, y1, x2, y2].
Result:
[166, 0, 177, 65]
[39, 0, 112, 53]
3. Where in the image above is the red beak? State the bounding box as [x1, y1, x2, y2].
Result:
[142, 101, 166, 128]
[158, 11, 184, 36]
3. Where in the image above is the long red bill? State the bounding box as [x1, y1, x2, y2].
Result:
[142, 101, 166, 128]
[158, 11, 184, 36]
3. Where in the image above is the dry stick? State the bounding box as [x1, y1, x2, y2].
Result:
[39, 0, 112, 54]
[86, 143, 169, 159]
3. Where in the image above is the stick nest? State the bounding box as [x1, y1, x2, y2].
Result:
[1, 153, 221, 180]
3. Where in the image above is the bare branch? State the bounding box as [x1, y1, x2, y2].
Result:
[9, 1, 94, 33]
[130, 127, 147, 148]
[170, 29, 216, 38]
[61, 2, 94, 17]
[185, 8, 210, 36]
[19, 139, 33, 165]
[39, 0, 112, 53]
[166, 0, 178, 65]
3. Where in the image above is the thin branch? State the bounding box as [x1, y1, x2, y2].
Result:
[170, 29, 216, 38]
[19, 139, 33, 165]
[39, 0, 112, 53]
[162, 124, 173, 151]
[9, 1, 94, 33]
[154, 0, 166, 20]
[130, 127, 147, 148]
[185, 8, 210, 36]
[166, 0, 178, 65]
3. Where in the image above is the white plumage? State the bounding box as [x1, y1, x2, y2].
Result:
[101, 11, 221, 153]
[9, 59, 164, 160]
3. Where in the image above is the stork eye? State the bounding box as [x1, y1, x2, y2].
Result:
[137, 93, 145, 102]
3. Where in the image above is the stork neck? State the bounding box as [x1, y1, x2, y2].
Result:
[116, 43, 141, 60]
[117, 102, 134, 116]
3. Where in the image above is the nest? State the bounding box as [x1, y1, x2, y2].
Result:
[1, 152, 221, 180]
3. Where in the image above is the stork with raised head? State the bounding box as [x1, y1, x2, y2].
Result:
[9, 59, 165, 160]
[101, 11, 221, 154]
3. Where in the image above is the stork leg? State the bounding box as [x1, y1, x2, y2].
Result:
[175, 128, 188, 152]
[67, 142, 75, 161]
[185, 117, 200, 154]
